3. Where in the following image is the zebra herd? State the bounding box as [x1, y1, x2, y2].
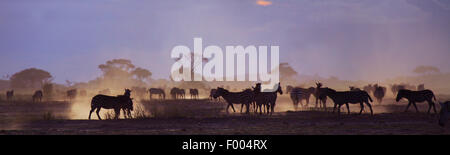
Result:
[4, 90, 43, 103]
[211, 83, 283, 115]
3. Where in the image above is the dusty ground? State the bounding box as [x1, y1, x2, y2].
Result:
[0, 95, 449, 135]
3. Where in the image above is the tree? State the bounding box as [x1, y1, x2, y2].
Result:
[132, 67, 152, 81]
[10, 68, 52, 89]
[413, 65, 440, 75]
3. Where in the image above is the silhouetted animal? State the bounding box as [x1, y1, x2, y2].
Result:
[314, 82, 328, 110]
[213, 87, 254, 114]
[66, 89, 77, 101]
[439, 101, 450, 126]
[6, 90, 13, 101]
[395, 89, 437, 114]
[32, 90, 43, 103]
[323, 88, 373, 116]
[290, 87, 315, 110]
[149, 88, 165, 100]
[189, 89, 199, 99]
[391, 84, 416, 96]
[88, 89, 134, 120]
[286, 85, 294, 94]
[253, 83, 283, 115]
[373, 84, 386, 104]
[179, 89, 186, 99]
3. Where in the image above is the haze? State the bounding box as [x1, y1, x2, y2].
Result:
[1, 0, 449, 83]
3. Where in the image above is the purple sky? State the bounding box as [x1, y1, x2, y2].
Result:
[1, 0, 450, 83]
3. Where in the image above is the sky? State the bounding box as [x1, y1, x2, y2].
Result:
[0, 0, 449, 83]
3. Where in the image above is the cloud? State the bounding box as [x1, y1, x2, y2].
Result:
[256, 0, 272, 6]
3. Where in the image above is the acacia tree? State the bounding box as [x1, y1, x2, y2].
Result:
[97, 59, 152, 87]
[10, 68, 52, 89]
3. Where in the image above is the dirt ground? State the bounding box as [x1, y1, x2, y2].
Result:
[0, 95, 449, 135]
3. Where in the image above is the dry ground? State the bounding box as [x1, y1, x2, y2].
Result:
[0, 95, 449, 135]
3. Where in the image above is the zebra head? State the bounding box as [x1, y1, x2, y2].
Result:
[276, 82, 283, 95]
[439, 102, 449, 127]
[395, 89, 407, 102]
[316, 82, 323, 88]
[124, 89, 132, 97]
[213, 87, 226, 99]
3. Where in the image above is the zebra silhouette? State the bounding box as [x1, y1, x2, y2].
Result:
[32, 90, 43, 103]
[290, 87, 315, 110]
[189, 89, 199, 99]
[213, 87, 254, 114]
[6, 90, 13, 101]
[88, 89, 134, 120]
[396, 89, 437, 114]
[149, 88, 165, 100]
[323, 87, 373, 116]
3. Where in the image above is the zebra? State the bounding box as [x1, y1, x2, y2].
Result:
[395, 89, 437, 114]
[6, 90, 13, 101]
[32, 90, 43, 103]
[253, 83, 283, 115]
[322, 87, 373, 116]
[438, 101, 450, 127]
[179, 89, 186, 99]
[213, 87, 254, 114]
[66, 89, 77, 102]
[314, 82, 328, 110]
[189, 89, 199, 99]
[88, 89, 134, 120]
[170, 87, 179, 99]
[290, 87, 315, 110]
[149, 88, 165, 100]
[373, 84, 386, 104]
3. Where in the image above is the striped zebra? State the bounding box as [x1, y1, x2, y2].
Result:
[89, 89, 134, 120]
[322, 87, 373, 116]
[32, 90, 43, 103]
[290, 87, 315, 110]
[395, 89, 437, 114]
[439, 101, 450, 126]
[373, 84, 386, 104]
[189, 89, 199, 99]
[253, 83, 283, 115]
[170, 87, 185, 100]
[6, 90, 13, 101]
[149, 88, 165, 100]
[314, 82, 328, 110]
[213, 87, 254, 114]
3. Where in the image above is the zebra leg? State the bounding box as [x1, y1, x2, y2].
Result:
[332, 103, 337, 113]
[89, 107, 95, 120]
[412, 102, 419, 113]
[365, 101, 373, 116]
[359, 103, 364, 115]
[346, 103, 350, 114]
[114, 108, 120, 119]
[323, 100, 327, 112]
[230, 104, 236, 113]
[405, 102, 411, 112]
[96, 108, 102, 120]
